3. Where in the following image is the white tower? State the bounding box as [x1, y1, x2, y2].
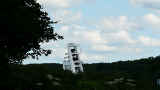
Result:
[63, 43, 84, 73]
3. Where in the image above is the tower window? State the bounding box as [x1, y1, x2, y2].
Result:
[72, 54, 78, 57]
[71, 49, 76, 53]
[73, 57, 78, 61]
[75, 62, 80, 65]
[72, 54, 78, 61]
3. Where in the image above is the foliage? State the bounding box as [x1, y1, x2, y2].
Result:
[0, 0, 63, 65]
[1, 55, 160, 90]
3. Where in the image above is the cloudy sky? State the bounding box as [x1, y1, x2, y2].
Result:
[23, 0, 160, 64]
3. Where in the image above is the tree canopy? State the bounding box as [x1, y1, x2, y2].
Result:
[0, 0, 63, 65]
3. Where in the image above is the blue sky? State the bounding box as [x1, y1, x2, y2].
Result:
[23, 0, 160, 64]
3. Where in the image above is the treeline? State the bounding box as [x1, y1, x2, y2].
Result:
[1, 56, 160, 90]
[84, 56, 160, 90]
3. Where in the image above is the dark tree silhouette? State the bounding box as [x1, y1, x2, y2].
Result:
[0, 0, 63, 66]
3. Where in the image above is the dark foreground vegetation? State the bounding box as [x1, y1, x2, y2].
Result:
[1, 55, 160, 90]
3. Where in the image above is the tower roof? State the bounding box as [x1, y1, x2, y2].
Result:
[67, 43, 79, 47]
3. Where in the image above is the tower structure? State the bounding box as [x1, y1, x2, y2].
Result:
[63, 43, 84, 73]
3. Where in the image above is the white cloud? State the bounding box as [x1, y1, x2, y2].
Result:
[37, 0, 83, 26]
[60, 25, 69, 32]
[67, 25, 137, 53]
[139, 36, 160, 46]
[37, 0, 71, 8]
[135, 48, 142, 53]
[64, 25, 107, 45]
[94, 16, 139, 47]
[52, 10, 82, 24]
[118, 47, 142, 53]
[100, 16, 139, 31]
[103, 30, 136, 45]
[40, 40, 60, 48]
[48, 47, 66, 58]
[66, 12, 82, 23]
[91, 45, 117, 51]
[37, 0, 95, 9]
[80, 53, 107, 63]
[130, 0, 160, 10]
[83, 31, 107, 44]
[62, 16, 138, 53]
[115, 30, 136, 44]
[143, 13, 160, 28]
[58, 25, 70, 35]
